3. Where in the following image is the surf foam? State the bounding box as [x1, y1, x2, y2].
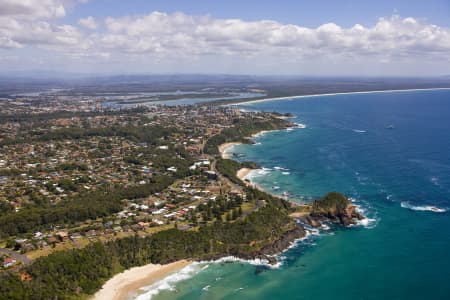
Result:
[350, 199, 378, 229]
[134, 263, 204, 300]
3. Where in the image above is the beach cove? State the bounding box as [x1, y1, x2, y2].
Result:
[92, 260, 191, 300]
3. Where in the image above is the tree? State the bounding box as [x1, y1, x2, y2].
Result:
[231, 208, 238, 220]
[190, 214, 198, 226]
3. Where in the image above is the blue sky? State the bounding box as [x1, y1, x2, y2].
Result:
[0, 0, 449, 76]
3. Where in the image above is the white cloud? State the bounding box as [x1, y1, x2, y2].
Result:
[79, 16, 97, 29]
[97, 12, 450, 61]
[0, 0, 66, 19]
[0, 18, 85, 50]
[0, 36, 22, 48]
[1, 10, 450, 74]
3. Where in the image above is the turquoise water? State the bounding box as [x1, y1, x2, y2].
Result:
[140, 89, 450, 300]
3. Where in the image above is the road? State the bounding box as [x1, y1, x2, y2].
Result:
[0, 248, 32, 266]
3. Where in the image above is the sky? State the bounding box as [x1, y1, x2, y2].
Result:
[0, 0, 450, 76]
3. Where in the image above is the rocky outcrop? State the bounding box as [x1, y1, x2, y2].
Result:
[197, 224, 306, 265]
[308, 192, 364, 226]
[258, 225, 306, 256]
[235, 225, 306, 265]
[304, 215, 322, 227]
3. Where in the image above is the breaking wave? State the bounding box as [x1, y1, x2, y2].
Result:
[134, 263, 205, 300]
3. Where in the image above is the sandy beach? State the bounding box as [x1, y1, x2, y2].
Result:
[218, 142, 241, 159]
[236, 168, 255, 186]
[250, 130, 271, 138]
[91, 260, 191, 300]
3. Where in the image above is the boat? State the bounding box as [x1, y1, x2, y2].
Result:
[429, 206, 446, 213]
[385, 125, 395, 129]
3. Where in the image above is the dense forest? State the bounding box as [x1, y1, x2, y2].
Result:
[1, 123, 176, 147]
[36, 125, 175, 144]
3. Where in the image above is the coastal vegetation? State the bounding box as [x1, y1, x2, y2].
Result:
[215, 158, 257, 185]
[0, 196, 296, 299]
[308, 192, 363, 226]
[311, 192, 350, 214]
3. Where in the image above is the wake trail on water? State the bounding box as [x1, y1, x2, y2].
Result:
[352, 129, 367, 133]
[400, 201, 447, 213]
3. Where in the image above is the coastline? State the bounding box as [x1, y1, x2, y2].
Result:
[250, 130, 272, 138]
[232, 87, 450, 105]
[236, 167, 254, 186]
[218, 130, 278, 159]
[219, 127, 299, 202]
[92, 115, 361, 300]
[91, 260, 191, 300]
[93, 125, 296, 300]
[218, 142, 241, 159]
[236, 166, 300, 207]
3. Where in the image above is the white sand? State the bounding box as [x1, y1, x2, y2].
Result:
[218, 142, 241, 159]
[236, 168, 253, 185]
[91, 260, 191, 300]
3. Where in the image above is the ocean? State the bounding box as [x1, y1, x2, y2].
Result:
[135, 89, 450, 300]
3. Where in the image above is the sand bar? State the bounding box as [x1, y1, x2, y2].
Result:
[91, 260, 191, 300]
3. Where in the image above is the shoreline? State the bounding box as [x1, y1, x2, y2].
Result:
[219, 126, 301, 204]
[102, 91, 385, 299]
[236, 167, 254, 186]
[218, 142, 241, 159]
[236, 167, 300, 207]
[93, 124, 298, 300]
[91, 260, 191, 300]
[218, 129, 279, 159]
[232, 87, 450, 105]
